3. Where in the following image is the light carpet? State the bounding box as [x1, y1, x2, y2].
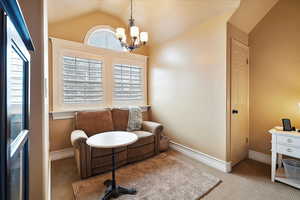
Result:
[72, 153, 221, 200]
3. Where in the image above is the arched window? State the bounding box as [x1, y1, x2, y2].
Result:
[84, 25, 124, 51]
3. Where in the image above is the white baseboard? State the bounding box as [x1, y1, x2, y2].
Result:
[248, 150, 271, 165]
[50, 148, 74, 161]
[169, 141, 232, 173]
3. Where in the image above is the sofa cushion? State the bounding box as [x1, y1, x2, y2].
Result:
[129, 131, 155, 148]
[111, 108, 129, 131]
[75, 109, 114, 137]
[133, 130, 153, 138]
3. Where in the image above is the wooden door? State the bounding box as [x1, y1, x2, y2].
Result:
[230, 39, 249, 166]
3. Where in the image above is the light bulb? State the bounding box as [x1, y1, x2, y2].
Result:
[116, 28, 125, 40]
[140, 32, 148, 43]
[130, 26, 139, 38]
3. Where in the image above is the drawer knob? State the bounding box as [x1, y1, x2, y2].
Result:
[287, 138, 293, 143]
[287, 148, 293, 153]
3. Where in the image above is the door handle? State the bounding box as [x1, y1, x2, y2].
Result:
[232, 109, 238, 114]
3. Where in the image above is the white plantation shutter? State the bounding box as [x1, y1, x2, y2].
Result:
[51, 38, 147, 111]
[9, 48, 23, 105]
[113, 64, 144, 102]
[63, 56, 103, 104]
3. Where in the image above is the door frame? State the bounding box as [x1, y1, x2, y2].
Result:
[228, 38, 250, 166]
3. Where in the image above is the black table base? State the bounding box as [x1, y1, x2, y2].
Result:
[101, 149, 137, 200]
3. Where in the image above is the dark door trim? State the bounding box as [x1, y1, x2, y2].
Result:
[0, 10, 31, 200]
[0, 8, 8, 200]
[0, 0, 34, 50]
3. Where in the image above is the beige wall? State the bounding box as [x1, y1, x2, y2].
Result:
[149, 11, 235, 161]
[50, 119, 74, 151]
[227, 23, 249, 46]
[249, 0, 300, 154]
[49, 11, 149, 151]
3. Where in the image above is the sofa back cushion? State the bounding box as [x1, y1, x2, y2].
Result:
[111, 108, 129, 131]
[75, 109, 114, 137]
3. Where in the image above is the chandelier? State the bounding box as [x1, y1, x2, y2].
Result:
[115, 0, 148, 51]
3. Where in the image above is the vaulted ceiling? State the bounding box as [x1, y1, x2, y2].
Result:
[48, 0, 240, 44]
[229, 0, 279, 33]
[48, 0, 279, 44]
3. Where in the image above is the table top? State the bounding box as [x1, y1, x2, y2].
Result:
[86, 131, 138, 148]
[269, 126, 300, 138]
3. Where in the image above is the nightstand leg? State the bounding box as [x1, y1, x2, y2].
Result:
[271, 151, 277, 182]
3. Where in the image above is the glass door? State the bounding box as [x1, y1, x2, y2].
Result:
[0, 11, 30, 200]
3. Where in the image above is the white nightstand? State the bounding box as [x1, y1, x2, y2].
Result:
[269, 127, 300, 189]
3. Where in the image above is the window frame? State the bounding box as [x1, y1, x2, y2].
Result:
[50, 37, 147, 112]
[84, 25, 125, 52]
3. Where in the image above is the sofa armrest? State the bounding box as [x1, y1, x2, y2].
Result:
[71, 130, 89, 179]
[142, 121, 163, 135]
[71, 130, 88, 148]
[142, 121, 163, 155]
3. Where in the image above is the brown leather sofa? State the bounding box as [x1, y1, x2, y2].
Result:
[70, 108, 163, 179]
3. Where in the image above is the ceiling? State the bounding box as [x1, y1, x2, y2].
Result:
[229, 0, 279, 33]
[48, 0, 240, 44]
[48, 0, 279, 44]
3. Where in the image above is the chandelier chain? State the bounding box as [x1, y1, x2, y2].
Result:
[131, 0, 133, 21]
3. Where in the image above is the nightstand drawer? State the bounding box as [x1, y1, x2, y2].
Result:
[277, 145, 300, 157]
[277, 135, 300, 147]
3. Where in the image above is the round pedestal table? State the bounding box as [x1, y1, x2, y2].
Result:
[86, 131, 138, 200]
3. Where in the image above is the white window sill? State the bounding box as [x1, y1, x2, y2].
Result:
[49, 105, 151, 120]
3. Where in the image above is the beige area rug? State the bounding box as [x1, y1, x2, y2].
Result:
[72, 153, 221, 200]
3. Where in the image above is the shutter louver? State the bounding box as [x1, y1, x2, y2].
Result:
[113, 64, 143, 102]
[63, 56, 103, 104]
[9, 49, 23, 105]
